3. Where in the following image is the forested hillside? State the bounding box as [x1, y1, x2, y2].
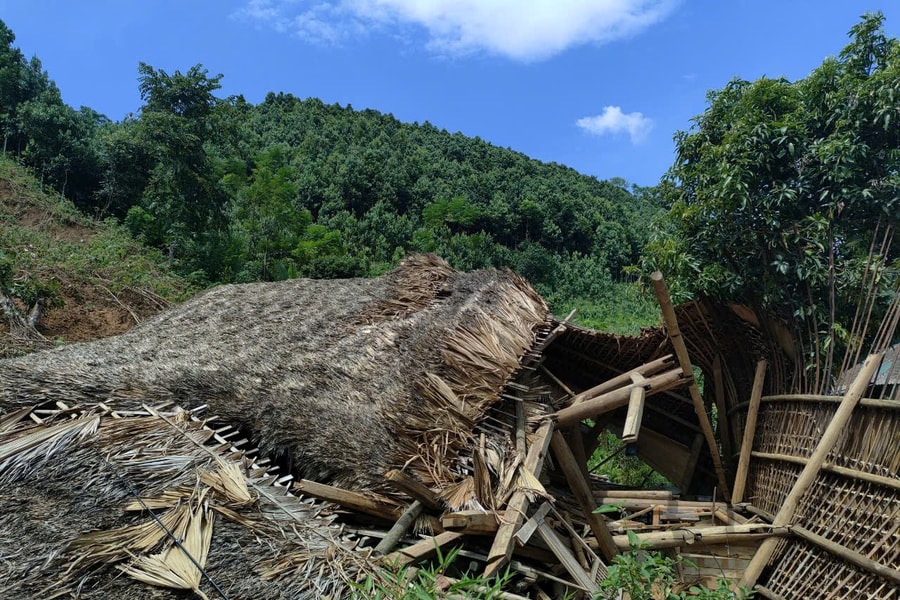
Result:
[0, 19, 660, 332]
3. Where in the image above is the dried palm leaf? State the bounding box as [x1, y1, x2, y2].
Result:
[119, 501, 214, 599]
[201, 462, 255, 506]
[0, 414, 99, 481]
[0, 405, 32, 433]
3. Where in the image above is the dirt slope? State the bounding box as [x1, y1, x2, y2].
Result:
[0, 159, 193, 356]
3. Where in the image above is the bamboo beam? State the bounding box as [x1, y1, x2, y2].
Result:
[611, 524, 789, 551]
[729, 393, 900, 414]
[569, 354, 676, 406]
[552, 367, 685, 428]
[650, 271, 730, 500]
[739, 352, 883, 590]
[621, 374, 646, 444]
[754, 584, 789, 600]
[750, 451, 900, 492]
[375, 501, 425, 555]
[550, 430, 619, 561]
[732, 360, 768, 504]
[484, 420, 554, 578]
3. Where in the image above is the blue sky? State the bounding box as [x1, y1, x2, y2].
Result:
[1, 1, 897, 186]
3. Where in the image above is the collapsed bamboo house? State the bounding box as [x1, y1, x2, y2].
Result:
[0, 253, 897, 599]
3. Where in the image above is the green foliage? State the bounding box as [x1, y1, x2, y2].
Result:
[643, 13, 899, 359]
[598, 533, 753, 600]
[587, 430, 670, 488]
[351, 546, 511, 600]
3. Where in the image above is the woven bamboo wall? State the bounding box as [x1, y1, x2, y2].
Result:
[747, 399, 900, 598]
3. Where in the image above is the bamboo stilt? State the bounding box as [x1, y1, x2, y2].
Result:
[732, 360, 768, 504]
[650, 271, 730, 499]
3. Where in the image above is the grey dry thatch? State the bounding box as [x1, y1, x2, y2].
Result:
[0, 255, 549, 598]
[0, 254, 547, 492]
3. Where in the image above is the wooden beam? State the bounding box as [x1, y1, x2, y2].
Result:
[382, 531, 465, 568]
[384, 469, 443, 511]
[293, 479, 401, 520]
[550, 430, 619, 562]
[732, 360, 767, 504]
[552, 367, 685, 428]
[711, 354, 734, 470]
[650, 271, 730, 500]
[484, 420, 554, 578]
[442, 510, 499, 535]
[678, 433, 706, 492]
[739, 352, 883, 590]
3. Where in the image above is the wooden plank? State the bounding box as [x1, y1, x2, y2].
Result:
[384, 469, 443, 511]
[550, 430, 619, 561]
[442, 510, 499, 535]
[484, 420, 554, 578]
[536, 520, 599, 594]
[293, 479, 401, 520]
[382, 531, 465, 568]
[732, 360, 768, 504]
[513, 500, 552, 545]
[740, 352, 883, 590]
[650, 271, 730, 500]
[552, 367, 685, 428]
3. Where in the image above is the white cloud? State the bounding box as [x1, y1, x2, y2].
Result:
[576, 106, 653, 144]
[234, 0, 678, 61]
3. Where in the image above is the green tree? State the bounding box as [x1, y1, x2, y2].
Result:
[126, 63, 230, 280]
[644, 13, 899, 366]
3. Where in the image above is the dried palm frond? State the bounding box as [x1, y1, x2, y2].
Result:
[0, 406, 32, 433]
[201, 462, 255, 506]
[0, 414, 99, 481]
[118, 499, 214, 599]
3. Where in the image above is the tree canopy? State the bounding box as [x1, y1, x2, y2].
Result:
[644, 13, 899, 359]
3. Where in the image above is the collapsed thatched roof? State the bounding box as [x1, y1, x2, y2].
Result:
[0, 254, 547, 492]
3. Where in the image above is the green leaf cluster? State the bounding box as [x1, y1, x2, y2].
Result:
[643, 13, 899, 355]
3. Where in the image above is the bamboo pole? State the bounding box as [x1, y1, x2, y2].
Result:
[650, 272, 730, 499]
[569, 354, 676, 406]
[611, 524, 789, 550]
[739, 352, 883, 590]
[374, 501, 425, 555]
[550, 431, 619, 561]
[552, 367, 684, 428]
[750, 450, 900, 491]
[484, 420, 554, 578]
[732, 360, 768, 504]
[711, 354, 734, 469]
[622, 374, 646, 444]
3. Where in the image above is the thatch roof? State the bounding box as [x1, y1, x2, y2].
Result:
[0, 255, 552, 598]
[0, 254, 547, 493]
